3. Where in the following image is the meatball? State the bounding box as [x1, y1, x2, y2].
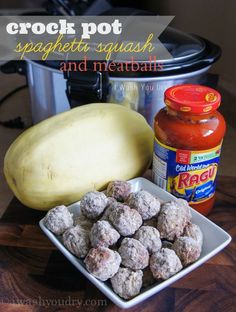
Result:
[90, 220, 120, 248]
[126, 190, 161, 220]
[142, 267, 156, 288]
[101, 201, 124, 221]
[80, 191, 108, 219]
[118, 238, 149, 270]
[150, 248, 182, 280]
[106, 196, 117, 207]
[157, 200, 191, 241]
[62, 225, 90, 258]
[183, 223, 203, 247]
[134, 226, 161, 254]
[106, 180, 131, 202]
[172, 236, 201, 267]
[44, 205, 73, 235]
[108, 204, 142, 236]
[176, 198, 192, 214]
[84, 247, 121, 281]
[74, 214, 93, 231]
[111, 268, 143, 299]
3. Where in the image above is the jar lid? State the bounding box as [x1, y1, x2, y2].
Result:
[164, 84, 221, 113]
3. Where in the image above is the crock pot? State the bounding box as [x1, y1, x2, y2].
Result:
[1, 26, 221, 126]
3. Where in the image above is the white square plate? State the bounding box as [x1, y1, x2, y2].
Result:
[39, 177, 231, 309]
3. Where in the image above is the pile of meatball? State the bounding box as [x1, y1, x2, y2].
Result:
[44, 180, 203, 300]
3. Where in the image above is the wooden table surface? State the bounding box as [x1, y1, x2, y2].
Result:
[0, 175, 235, 312]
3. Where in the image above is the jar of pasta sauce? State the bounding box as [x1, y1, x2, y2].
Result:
[152, 84, 226, 215]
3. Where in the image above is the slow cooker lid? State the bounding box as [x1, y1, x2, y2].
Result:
[40, 27, 206, 65]
[158, 27, 206, 64]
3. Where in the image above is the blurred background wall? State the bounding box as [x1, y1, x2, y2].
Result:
[147, 0, 236, 101]
[0, 0, 44, 9]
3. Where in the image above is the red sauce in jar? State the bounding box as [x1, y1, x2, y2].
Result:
[152, 84, 226, 215]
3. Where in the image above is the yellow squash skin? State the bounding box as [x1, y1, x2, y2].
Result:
[4, 103, 154, 210]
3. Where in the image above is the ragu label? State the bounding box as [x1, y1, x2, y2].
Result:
[152, 138, 222, 204]
[177, 165, 217, 188]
